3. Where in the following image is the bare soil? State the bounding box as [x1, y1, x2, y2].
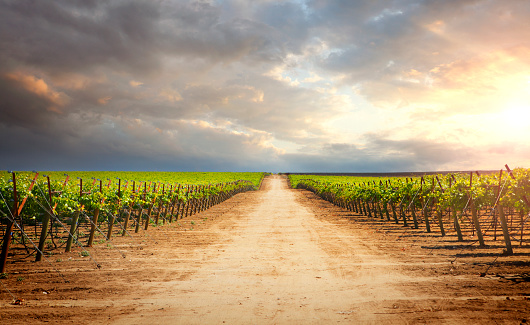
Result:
[1, 175, 530, 324]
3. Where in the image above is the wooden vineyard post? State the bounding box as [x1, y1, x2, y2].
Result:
[384, 202, 391, 221]
[496, 166, 516, 255]
[143, 182, 150, 230]
[175, 184, 182, 220]
[175, 200, 182, 221]
[402, 179, 411, 227]
[144, 182, 156, 231]
[450, 177, 463, 242]
[448, 176, 463, 241]
[203, 185, 208, 211]
[144, 201, 153, 231]
[420, 176, 431, 232]
[36, 210, 52, 261]
[493, 170, 503, 241]
[168, 199, 175, 223]
[390, 199, 399, 224]
[423, 204, 431, 233]
[400, 203, 408, 227]
[106, 211, 115, 239]
[87, 180, 102, 247]
[131, 181, 139, 233]
[36, 175, 53, 261]
[154, 184, 164, 225]
[134, 181, 144, 232]
[106, 179, 121, 240]
[377, 201, 384, 219]
[154, 201, 162, 225]
[410, 204, 419, 229]
[421, 177, 431, 233]
[471, 202, 485, 247]
[197, 185, 203, 213]
[135, 208, 143, 233]
[451, 209, 464, 242]
[497, 205, 513, 255]
[65, 210, 80, 252]
[66, 177, 86, 253]
[469, 172, 485, 247]
[160, 203, 167, 226]
[193, 186, 199, 215]
[86, 208, 100, 246]
[436, 208, 446, 237]
[360, 197, 366, 215]
[168, 184, 175, 223]
[0, 173, 18, 273]
[185, 186, 191, 218]
[434, 177, 448, 237]
[161, 184, 168, 224]
[366, 199, 372, 218]
[519, 210, 525, 245]
[122, 202, 133, 236]
[206, 185, 212, 210]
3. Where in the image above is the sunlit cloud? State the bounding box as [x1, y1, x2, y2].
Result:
[130, 80, 144, 87]
[1, 0, 530, 172]
[5, 72, 69, 112]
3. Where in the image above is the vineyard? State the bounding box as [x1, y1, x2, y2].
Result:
[289, 165, 530, 257]
[2, 170, 530, 323]
[0, 171, 266, 274]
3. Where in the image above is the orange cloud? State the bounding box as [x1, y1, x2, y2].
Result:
[5, 71, 69, 113]
[425, 20, 445, 34]
[97, 96, 112, 105]
[158, 88, 182, 103]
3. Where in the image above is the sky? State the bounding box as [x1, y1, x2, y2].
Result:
[1, 0, 530, 173]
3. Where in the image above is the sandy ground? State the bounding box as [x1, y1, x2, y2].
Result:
[1, 175, 530, 324]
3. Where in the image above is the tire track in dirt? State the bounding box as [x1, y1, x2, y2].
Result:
[112, 175, 417, 324]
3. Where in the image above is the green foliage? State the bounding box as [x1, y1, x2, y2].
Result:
[290, 169, 530, 213]
[0, 171, 264, 235]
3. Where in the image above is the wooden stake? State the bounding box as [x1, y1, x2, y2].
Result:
[87, 179, 102, 247]
[469, 172, 485, 247]
[0, 173, 18, 273]
[36, 176, 53, 261]
[65, 211, 80, 252]
[497, 205, 513, 255]
[87, 208, 100, 246]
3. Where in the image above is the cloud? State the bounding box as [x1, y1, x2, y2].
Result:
[1, 0, 530, 172]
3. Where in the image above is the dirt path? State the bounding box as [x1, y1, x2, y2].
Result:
[2, 175, 530, 324]
[113, 175, 412, 324]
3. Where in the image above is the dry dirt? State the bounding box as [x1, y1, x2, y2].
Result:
[1, 175, 530, 324]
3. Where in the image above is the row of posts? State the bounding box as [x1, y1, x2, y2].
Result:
[1, 173, 254, 273]
[297, 168, 530, 256]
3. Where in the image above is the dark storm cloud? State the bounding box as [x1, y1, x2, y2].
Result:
[0, 74, 62, 131]
[0, 0, 293, 78]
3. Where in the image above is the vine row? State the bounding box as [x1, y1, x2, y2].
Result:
[290, 166, 530, 255]
[0, 171, 266, 272]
